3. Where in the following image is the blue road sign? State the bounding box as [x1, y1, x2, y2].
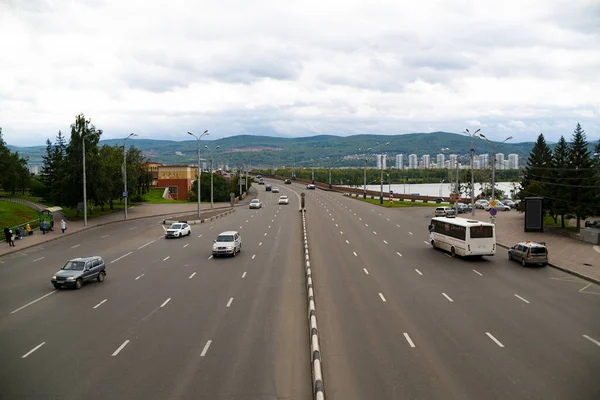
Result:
[389, 190, 394, 195]
[123, 191, 128, 198]
[490, 208, 497, 216]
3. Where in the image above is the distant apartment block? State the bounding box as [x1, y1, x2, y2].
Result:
[422, 154, 431, 169]
[395, 154, 404, 169]
[479, 154, 490, 169]
[27, 164, 42, 175]
[408, 154, 418, 169]
[436, 154, 445, 169]
[508, 154, 519, 169]
[495, 153, 505, 170]
[377, 154, 387, 169]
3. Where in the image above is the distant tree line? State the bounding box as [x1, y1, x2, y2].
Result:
[38, 114, 152, 212]
[0, 127, 31, 194]
[519, 123, 600, 229]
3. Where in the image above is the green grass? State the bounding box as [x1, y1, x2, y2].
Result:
[543, 215, 579, 233]
[353, 197, 453, 208]
[61, 203, 129, 221]
[140, 188, 191, 204]
[0, 201, 39, 229]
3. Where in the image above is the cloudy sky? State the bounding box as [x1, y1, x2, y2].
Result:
[1, 0, 599, 147]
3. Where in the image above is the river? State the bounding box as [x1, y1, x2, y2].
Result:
[342, 182, 520, 199]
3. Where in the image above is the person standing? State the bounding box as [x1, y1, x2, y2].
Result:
[4, 227, 10, 246]
[60, 219, 67, 233]
[7, 229, 15, 247]
[41, 220, 47, 234]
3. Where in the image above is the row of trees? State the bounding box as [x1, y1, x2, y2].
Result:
[0, 128, 31, 194]
[39, 114, 152, 212]
[520, 123, 600, 229]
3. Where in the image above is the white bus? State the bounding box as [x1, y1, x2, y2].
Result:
[428, 216, 496, 258]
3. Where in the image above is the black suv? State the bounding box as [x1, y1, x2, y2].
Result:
[51, 256, 106, 289]
[284, 179, 292, 184]
[266, 184, 272, 191]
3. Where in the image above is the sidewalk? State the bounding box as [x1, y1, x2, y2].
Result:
[474, 209, 600, 285]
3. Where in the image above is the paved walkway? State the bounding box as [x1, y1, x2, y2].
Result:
[472, 208, 600, 284]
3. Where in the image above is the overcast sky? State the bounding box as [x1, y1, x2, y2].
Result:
[1, 0, 599, 147]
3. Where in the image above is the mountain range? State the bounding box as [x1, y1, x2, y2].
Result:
[8, 131, 588, 168]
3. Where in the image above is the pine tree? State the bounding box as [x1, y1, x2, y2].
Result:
[550, 136, 570, 226]
[520, 133, 553, 213]
[566, 123, 595, 229]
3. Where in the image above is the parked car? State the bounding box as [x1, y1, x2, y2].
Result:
[484, 201, 511, 211]
[51, 256, 106, 289]
[457, 203, 471, 213]
[212, 231, 242, 257]
[508, 241, 548, 267]
[284, 179, 292, 184]
[503, 199, 516, 208]
[272, 187, 280, 193]
[307, 184, 316, 190]
[165, 222, 191, 238]
[278, 195, 289, 205]
[475, 199, 489, 209]
[249, 199, 262, 209]
[434, 206, 456, 217]
[266, 184, 272, 191]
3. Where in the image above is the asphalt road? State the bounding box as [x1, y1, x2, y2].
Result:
[0, 182, 311, 400]
[300, 185, 600, 400]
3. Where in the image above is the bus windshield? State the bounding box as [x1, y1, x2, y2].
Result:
[470, 226, 494, 238]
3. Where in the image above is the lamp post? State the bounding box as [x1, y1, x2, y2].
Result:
[204, 145, 220, 208]
[82, 133, 88, 227]
[123, 133, 138, 219]
[187, 130, 209, 218]
[358, 147, 372, 199]
[377, 142, 390, 204]
[463, 128, 480, 216]
[477, 134, 513, 201]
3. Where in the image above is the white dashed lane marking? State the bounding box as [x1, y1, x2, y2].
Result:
[415, 269, 423, 275]
[473, 270, 483, 276]
[378, 293, 387, 303]
[486, 332, 505, 348]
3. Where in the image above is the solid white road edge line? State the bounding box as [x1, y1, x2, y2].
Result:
[200, 340, 212, 357]
[486, 332, 505, 347]
[583, 334, 600, 347]
[189, 272, 196, 279]
[101, 235, 110, 238]
[442, 293, 454, 302]
[415, 269, 423, 275]
[11, 291, 57, 314]
[514, 294, 530, 304]
[22, 342, 45, 358]
[226, 297, 234, 307]
[403, 333, 416, 348]
[160, 298, 171, 308]
[111, 252, 132, 264]
[112, 340, 130, 356]
[378, 293, 387, 302]
[93, 299, 107, 309]
[33, 257, 45, 262]
[138, 240, 156, 249]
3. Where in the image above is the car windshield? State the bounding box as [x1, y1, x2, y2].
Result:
[251, 200, 260, 203]
[280, 196, 287, 199]
[216, 235, 234, 242]
[170, 223, 183, 229]
[62, 261, 85, 271]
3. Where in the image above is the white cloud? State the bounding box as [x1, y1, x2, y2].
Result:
[1, 0, 599, 147]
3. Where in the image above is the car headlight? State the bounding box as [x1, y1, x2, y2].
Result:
[227, 246, 234, 250]
[67, 276, 76, 280]
[51, 275, 56, 280]
[213, 244, 218, 249]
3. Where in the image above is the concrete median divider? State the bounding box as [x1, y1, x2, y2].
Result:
[163, 208, 235, 225]
[301, 209, 325, 400]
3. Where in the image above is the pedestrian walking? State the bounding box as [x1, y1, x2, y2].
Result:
[61, 219, 67, 233]
[41, 220, 47, 234]
[7, 229, 15, 247]
[4, 227, 10, 246]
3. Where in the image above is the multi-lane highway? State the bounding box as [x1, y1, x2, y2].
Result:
[0, 184, 310, 399]
[1, 178, 599, 399]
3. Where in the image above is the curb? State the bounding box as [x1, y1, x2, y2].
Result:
[163, 208, 236, 225]
[496, 243, 600, 285]
[301, 209, 325, 400]
[0, 208, 229, 257]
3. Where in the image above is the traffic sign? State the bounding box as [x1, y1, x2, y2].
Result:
[490, 208, 497, 216]
[489, 200, 497, 207]
[123, 191, 128, 198]
[389, 190, 394, 195]
[450, 193, 459, 201]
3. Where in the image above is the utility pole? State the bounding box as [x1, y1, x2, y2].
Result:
[82, 134, 87, 227]
[379, 154, 384, 205]
[464, 128, 480, 216]
[123, 133, 137, 219]
[454, 160, 460, 215]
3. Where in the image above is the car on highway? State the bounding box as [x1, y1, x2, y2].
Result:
[51, 256, 106, 289]
[266, 184, 272, 191]
[434, 206, 456, 217]
[212, 231, 242, 257]
[258, 179, 265, 185]
[307, 184, 316, 190]
[508, 240, 548, 266]
[484, 201, 511, 211]
[284, 179, 292, 184]
[249, 199, 262, 209]
[272, 186, 280, 193]
[278, 195, 289, 205]
[165, 222, 191, 238]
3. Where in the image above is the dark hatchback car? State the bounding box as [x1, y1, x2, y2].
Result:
[266, 184, 272, 191]
[284, 179, 292, 184]
[51, 256, 106, 289]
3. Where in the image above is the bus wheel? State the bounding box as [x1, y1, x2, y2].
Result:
[450, 247, 456, 258]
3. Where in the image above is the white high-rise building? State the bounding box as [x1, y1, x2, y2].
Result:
[508, 154, 519, 169]
[495, 153, 505, 170]
[436, 154, 445, 169]
[377, 154, 387, 169]
[473, 158, 481, 170]
[479, 154, 490, 169]
[408, 154, 418, 169]
[395, 154, 404, 169]
[448, 154, 458, 170]
[422, 154, 431, 169]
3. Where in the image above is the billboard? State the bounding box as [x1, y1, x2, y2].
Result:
[524, 197, 544, 232]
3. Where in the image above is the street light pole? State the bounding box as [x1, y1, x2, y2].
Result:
[204, 145, 220, 208]
[455, 161, 460, 215]
[464, 128, 480, 216]
[376, 142, 389, 204]
[477, 134, 513, 202]
[82, 134, 87, 227]
[123, 133, 137, 219]
[188, 130, 209, 218]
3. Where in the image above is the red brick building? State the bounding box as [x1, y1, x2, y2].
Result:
[156, 166, 199, 200]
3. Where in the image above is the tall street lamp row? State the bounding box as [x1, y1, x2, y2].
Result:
[204, 144, 220, 208]
[123, 133, 138, 220]
[188, 130, 210, 219]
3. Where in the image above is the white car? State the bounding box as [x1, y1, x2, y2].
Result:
[475, 200, 489, 209]
[212, 231, 242, 257]
[249, 199, 262, 209]
[272, 187, 280, 193]
[278, 195, 289, 205]
[165, 222, 191, 238]
[485, 201, 511, 211]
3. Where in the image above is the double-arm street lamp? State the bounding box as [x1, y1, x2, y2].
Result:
[187, 130, 210, 218]
[463, 128, 480, 216]
[204, 145, 220, 208]
[123, 133, 138, 219]
[477, 134, 513, 201]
